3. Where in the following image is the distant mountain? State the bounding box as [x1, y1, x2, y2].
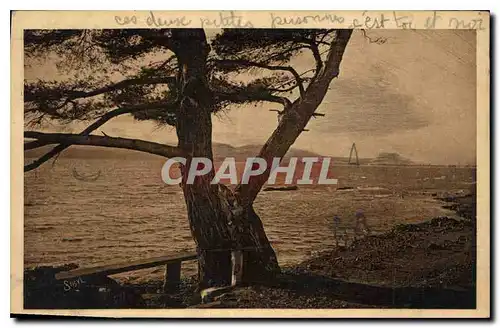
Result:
[369, 152, 414, 165]
[24, 144, 165, 161]
[24, 142, 324, 162]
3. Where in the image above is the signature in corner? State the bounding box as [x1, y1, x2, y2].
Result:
[63, 277, 86, 292]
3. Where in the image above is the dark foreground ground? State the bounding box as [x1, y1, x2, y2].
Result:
[24, 193, 476, 309]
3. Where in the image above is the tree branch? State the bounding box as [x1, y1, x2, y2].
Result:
[261, 45, 309, 64]
[70, 76, 177, 100]
[267, 83, 300, 93]
[317, 29, 336, 45]
[307, 44, 323, 82]
[303, 30, 338, 83]
[25, 101, 178, 151]
[214, 59, 305, 99]
[215, 91, 292, 109]
[24, 101, 179, 172]
[24, 76, 177, 104]
[24, 132, 184, 167]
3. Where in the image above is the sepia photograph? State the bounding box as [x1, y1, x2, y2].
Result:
[11, 10, 490, 318]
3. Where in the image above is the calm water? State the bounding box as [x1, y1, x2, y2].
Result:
[24, 157, 475, 283]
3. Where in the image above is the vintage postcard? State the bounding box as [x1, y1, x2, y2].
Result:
[11, 10, 490, 318]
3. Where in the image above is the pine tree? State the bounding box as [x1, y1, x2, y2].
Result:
[24, 28, 353, 287]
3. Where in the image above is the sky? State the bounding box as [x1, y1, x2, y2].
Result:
[24, 29, 477, 165]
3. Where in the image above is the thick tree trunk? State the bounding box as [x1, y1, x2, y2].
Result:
[186, 184, 280, 287]
[168, 29, 352, 288]
[231, 203, 281, 283]
[171, 29, 279, 288]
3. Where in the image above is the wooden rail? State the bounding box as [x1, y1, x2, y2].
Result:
[55, 252, 197, 292]
[54, 250, 244, 293]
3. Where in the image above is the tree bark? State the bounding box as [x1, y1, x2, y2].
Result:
[171, 29, 279, 288]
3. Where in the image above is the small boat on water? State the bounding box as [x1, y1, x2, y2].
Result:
[263, 185, 299, 192]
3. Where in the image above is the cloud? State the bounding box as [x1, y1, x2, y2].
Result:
[312, 77, 430, 136]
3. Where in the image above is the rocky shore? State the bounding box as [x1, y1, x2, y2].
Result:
[24, 193, 476, 309]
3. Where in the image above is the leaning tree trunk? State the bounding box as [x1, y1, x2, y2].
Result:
[235, 30, 353, 206]
[171, 29, 280, 288]
[234, 30, 353, 279]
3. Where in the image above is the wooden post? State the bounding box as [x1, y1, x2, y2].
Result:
[163, 262, 181, 293]
[231, 250, 243, 286]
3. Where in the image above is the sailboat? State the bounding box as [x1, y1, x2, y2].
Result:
[348, 143, 360, 166]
